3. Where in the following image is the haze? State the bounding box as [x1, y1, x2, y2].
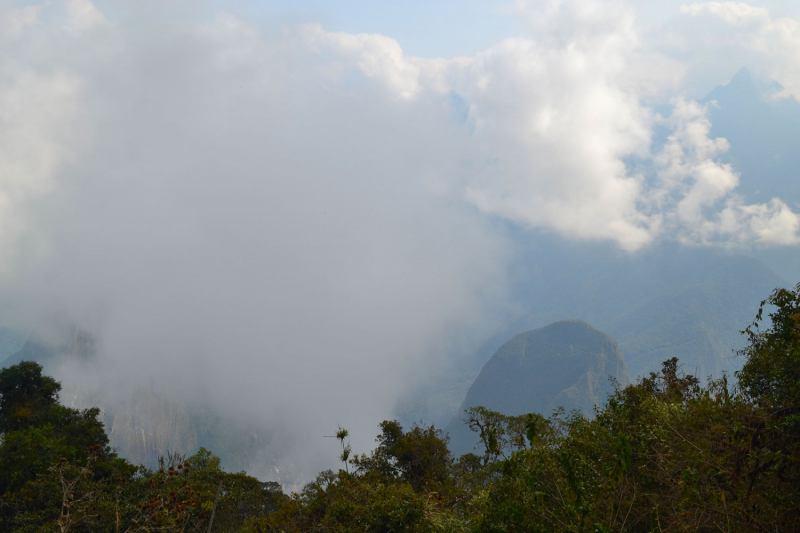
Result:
[0, 0, 798, 482]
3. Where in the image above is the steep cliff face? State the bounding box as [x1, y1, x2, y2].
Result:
[106, 388, 198, 467]
[2, 329, 268, 473]
[396, 243, 785, 430]
[462, 320, 629, 417]
[66, 382, 267, 472]
[446, 320, 629, 455]
[0, 327, 26, 363]
[2, 327, 96, 370]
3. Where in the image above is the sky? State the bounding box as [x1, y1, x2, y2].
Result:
[98, 0, 525, 59]
[0, 0, 799, 479]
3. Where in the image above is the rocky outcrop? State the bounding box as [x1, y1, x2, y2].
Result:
[446, 320, 629, 455]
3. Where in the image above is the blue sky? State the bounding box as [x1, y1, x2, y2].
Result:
[250, 0, 522, 57]
[81, 0, 522, 58]
[79, 0, 800, 61]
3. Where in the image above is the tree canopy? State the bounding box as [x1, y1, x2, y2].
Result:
[1, 282, 799, 532]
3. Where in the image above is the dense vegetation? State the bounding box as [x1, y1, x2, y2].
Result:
[446, 320, 630, 455]
[397, 244, 784, 430]
[1, 282, 798, 532]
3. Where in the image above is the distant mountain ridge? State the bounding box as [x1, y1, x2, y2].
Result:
[2, 328, 96, 370]
[701, 67, 800, 208]
[0, 330, 271, 475]
[701, 67, 800, 282]
[395, 242, 786, 430]
[446, 320, 629, 456]
[515, 244, 785, 380]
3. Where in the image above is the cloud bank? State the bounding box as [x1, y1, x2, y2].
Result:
[0, 0, 798, 478]
[294, 0, 800, 249]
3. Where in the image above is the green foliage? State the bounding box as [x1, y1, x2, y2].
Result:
[3, 282, 800, 532]
[260, 469, 437, 533]
[0, 360, 61, 432]
[352, 421, 453, 494]
[335, 426, 352, 473]
[0, 362, 281, 532]
[0, 361, 138, 531]
[447, 320, 630, 456]
[737, 282, 800, 409]
[463, 406, 534, 466]
[460, 284, 800, 532]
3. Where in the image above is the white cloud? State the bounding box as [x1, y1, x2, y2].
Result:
[191, 1, 800, 253]
[681, 2, 770, 25]
[64, 0, 108, 32]
[441, 0, 800, 248]
[0, 0, 798, 478]
[0, 65, 82, 274]
[653, 98, 800, 245]
[0, 1, 510, 478]
[457, 36, 657, 250]
[453, 0, 664, 251]
[295, 0, 800, 250]
[682, 1, 800, 99]
[297, 23, 473, 100]
[0, 4, 41, 38]
[299, 24, 425, 99]
[295, 1, 671, 250]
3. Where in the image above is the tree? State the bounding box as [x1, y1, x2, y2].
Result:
[0, 360, 61, 432]
[737, 282, 800, 410]
[352, 420, 452, 494]
[463, 406, 532, 467]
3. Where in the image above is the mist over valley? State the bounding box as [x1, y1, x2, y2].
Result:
[0, 2, 799, 522]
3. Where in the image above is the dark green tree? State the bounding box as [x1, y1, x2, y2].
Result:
[352, 420, 452, 493]
[737, 282, 800, 409]
[0, 360, 61, 432]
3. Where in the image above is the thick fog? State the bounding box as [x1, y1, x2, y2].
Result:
[0, 0, 799, 481]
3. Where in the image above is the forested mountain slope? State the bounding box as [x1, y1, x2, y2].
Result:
[520, 244, 783, 380]
[2, 283, 800, 532]
[446, 320, 629, 455]
[396, 242, 785, 430]
[395, 67, 798, 430]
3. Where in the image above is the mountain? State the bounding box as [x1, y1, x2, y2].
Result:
[1, 328, 96, 370]
[395, 240, 786, 430]
[511, 242, 784, 381]
[701, 67, 800, 282]
[0, 330, 271, 475]
[445, 320, 629, 456]
[100, 387, 266, 473]
[0, 327, 26, 364]
[459, 320, 629, 417]
[701, 67, 800, 208]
